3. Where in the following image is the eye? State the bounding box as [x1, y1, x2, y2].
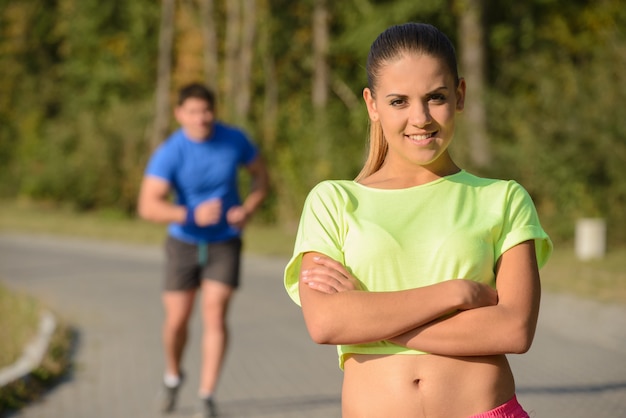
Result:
[390, 98, 407, 107]
[428, 94, 447, 103]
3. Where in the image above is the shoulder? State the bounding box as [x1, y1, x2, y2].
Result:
[451, 170, 503, 187]
[444, 171, 539, 216]
[462, 174, 542, 225]
[308, 180, 358, 198]
[303, 180, 358, 210]
[147, 130, 185, 165]
[165, 129, 186, 145]
[153, 129, 185, 154]
[213, 122, 257, 154]
[214, 122, 249, 141]
[454, 171, 529, 196]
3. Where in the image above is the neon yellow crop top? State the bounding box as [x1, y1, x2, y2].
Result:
[284, 170, 552, 368]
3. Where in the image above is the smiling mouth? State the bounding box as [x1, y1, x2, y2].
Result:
[406, 132, 437, 141]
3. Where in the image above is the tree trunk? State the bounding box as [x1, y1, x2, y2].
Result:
[258, 0, 277, 147]
[312, 0, 329, 110]
[151, 0, 176, 149]
[236, 0, 257, 121]
[198, 0, 218, 90]
[457, 0, 491, 167]
[223, 0, 241, 120]
[312, 0, 330, 176]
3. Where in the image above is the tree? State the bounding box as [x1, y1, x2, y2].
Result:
[456, 0, 491, 168]
[199, 0, 218, 88]
[151, 0, 176, 148]
[312, 0, 329, 111]
[235, 0, 256, 121]
[258, 0, 278, 147]
[223, 0, 241, 121]
[1, 0, 626, 242]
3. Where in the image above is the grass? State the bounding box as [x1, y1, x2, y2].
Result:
[0, 283, 40, 368]
[2, 199, 626, 304]
[0, 283, 73, 413]
[541, 244, 626, 304]
[0, 199, 296, 256]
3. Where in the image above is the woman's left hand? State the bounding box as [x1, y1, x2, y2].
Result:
[300, 255, 361, 294]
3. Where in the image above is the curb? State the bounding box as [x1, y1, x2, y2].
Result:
[0, 310, 56, 388]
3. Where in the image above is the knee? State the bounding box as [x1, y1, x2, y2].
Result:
[202, 312, 227, 331]
[164, 313, 191, 332]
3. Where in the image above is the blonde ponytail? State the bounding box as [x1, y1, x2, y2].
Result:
[355, 120, 387, 181]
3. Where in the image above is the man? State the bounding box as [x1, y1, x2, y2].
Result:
[138, 83, 269, 417]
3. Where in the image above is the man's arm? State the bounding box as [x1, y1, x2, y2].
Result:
[138, 176, 222, 226]
[137, 176, 186, 224]
[227, 156, 269, 228]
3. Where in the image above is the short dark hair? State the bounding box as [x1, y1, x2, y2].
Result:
[177, 83, 216, 108]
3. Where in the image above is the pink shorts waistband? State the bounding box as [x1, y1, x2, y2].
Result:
[466, 395, 529, 418]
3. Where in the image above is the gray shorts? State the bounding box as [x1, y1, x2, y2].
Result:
[164, 236, 242, 291]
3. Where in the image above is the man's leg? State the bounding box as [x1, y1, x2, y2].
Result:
[162, 289, 196, 379]
[198, 279, 234, 396]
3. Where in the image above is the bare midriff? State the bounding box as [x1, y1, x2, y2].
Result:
[342, 353, 515, 418]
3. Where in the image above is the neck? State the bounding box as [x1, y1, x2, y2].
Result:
[361, 158, 460, 189]
[182, 125, 213, 142]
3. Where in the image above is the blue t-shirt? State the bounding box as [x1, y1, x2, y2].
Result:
[145, 122, 258, 243]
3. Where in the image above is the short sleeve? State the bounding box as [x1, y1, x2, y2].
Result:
[497, 182, 553, 268]
[145, 141, 178, 183]
[284, 182, 346, 305]
[235, 130, 258, 166]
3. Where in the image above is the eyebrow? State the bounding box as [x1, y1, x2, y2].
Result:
[384, 86, 449, 98]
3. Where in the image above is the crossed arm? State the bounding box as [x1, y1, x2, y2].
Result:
[298, 240, 540, 356]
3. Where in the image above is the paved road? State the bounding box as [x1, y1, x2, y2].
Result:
[0, 234, 625, 418]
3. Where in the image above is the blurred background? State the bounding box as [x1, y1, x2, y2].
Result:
[0, 0, 625, 245]
[1, 1, 625, 415]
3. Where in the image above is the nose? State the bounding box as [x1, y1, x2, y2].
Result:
[200, 110, 214, 124]
[409, 102, 431, 128]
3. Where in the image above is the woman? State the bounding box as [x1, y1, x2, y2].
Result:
[284, 23, 552, 417]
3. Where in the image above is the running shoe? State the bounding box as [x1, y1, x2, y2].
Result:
[160, 372, 184, 413]
[202, 397, 218, 418]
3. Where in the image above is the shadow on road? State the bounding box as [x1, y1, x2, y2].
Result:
[518, 380, 626, 395]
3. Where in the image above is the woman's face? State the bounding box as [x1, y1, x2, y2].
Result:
[363, 52, 465, 173]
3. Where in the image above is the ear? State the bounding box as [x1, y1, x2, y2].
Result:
[363, 88, 379, 122]
[173, 105, 183, 124]
[455, 78, 466, 111]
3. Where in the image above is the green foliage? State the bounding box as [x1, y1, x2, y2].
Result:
[1, 0, 625, 245]
[485, 0, 626, 243]
[0, 0, 158, 212]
